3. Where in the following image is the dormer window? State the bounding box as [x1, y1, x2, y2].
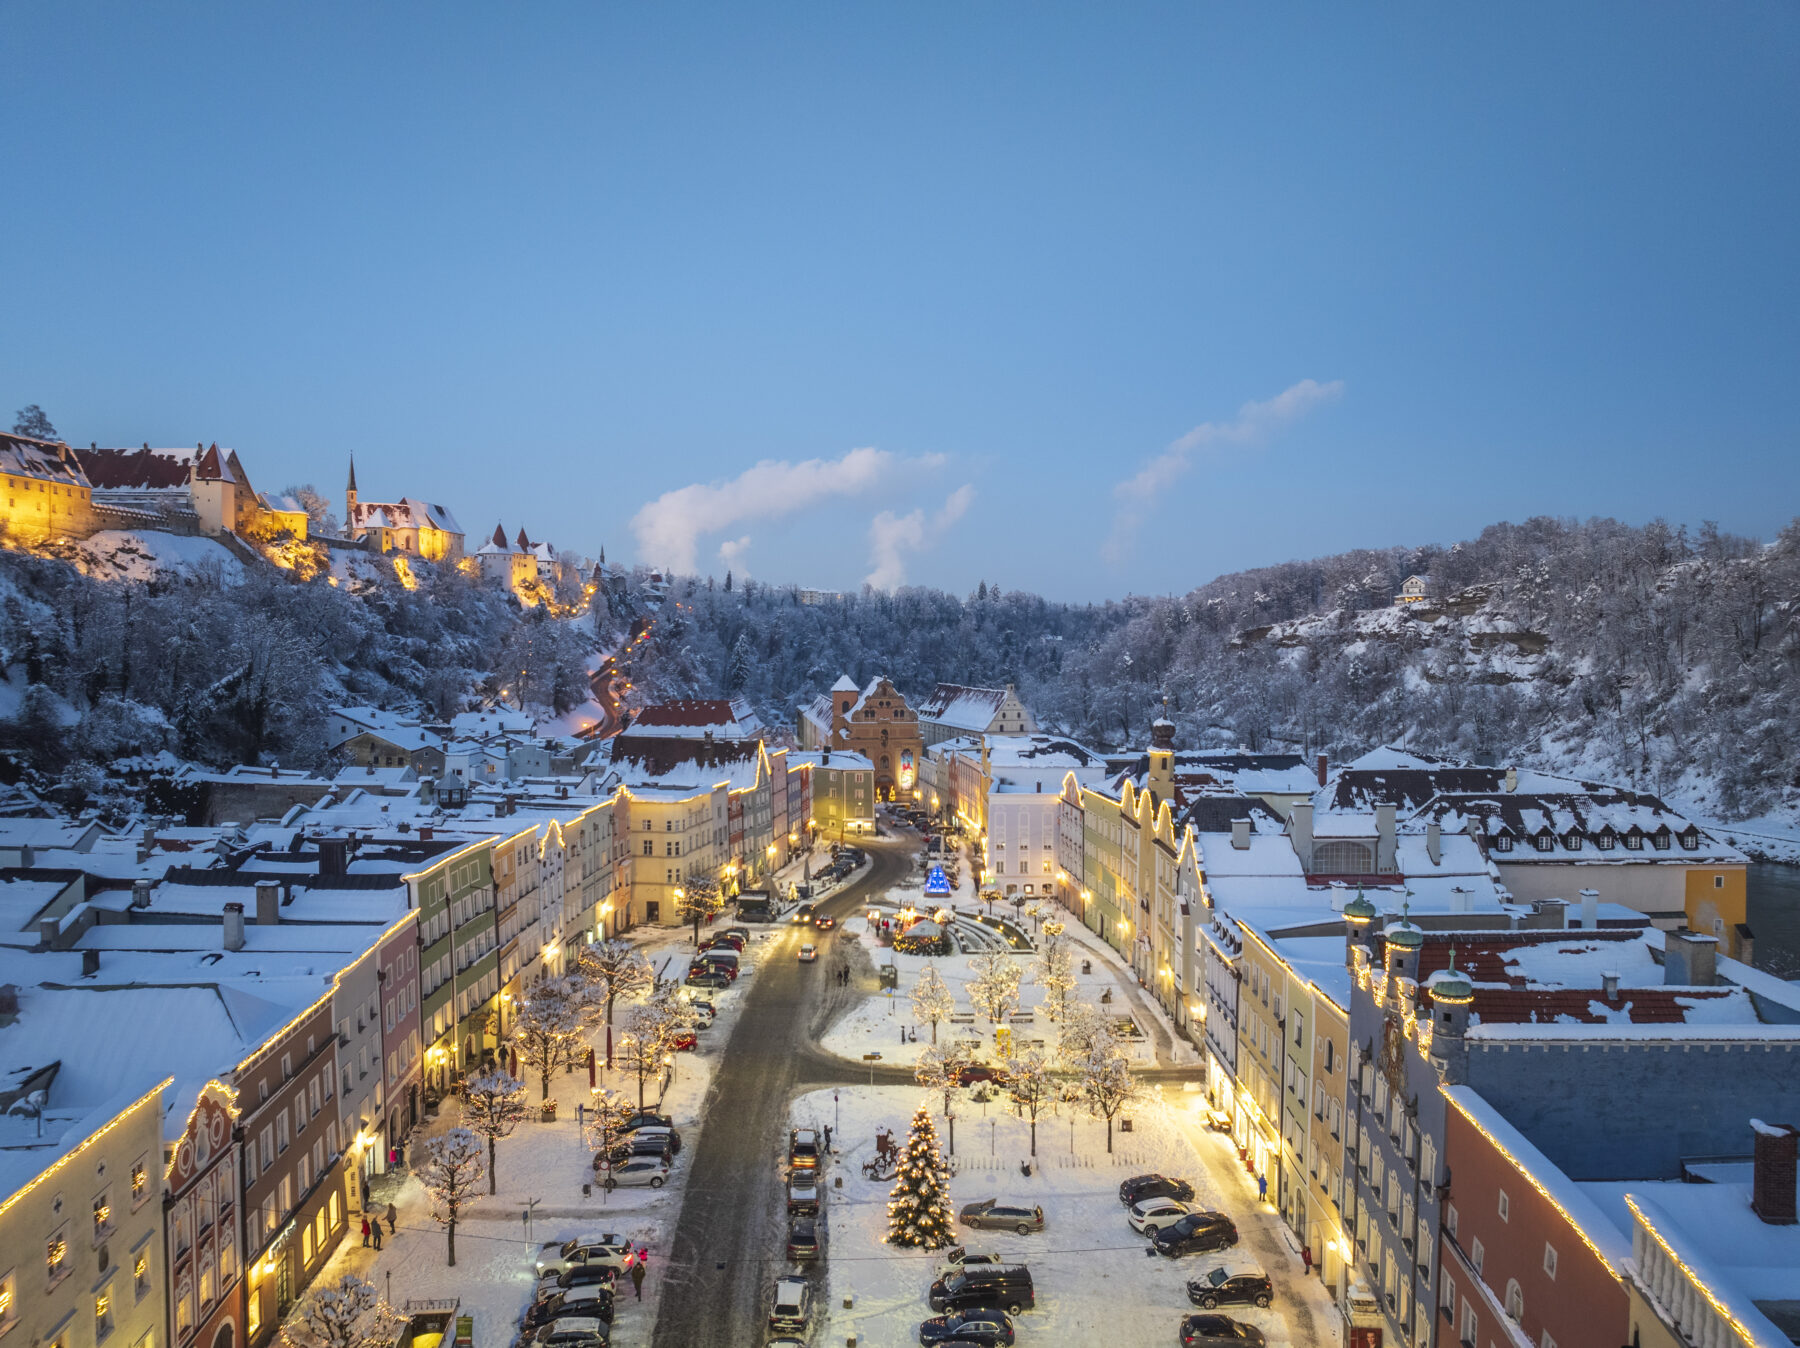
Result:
[1679, 829, 1700, 850]
[1624, 831, 1643, 850]
[1563, 832, 1582, 851]
[1534, 834, 1554, 853]
[1493, 834, 1513, 853]
[1652, 831, 1671, 851]
[1595, 832, 1615, 851]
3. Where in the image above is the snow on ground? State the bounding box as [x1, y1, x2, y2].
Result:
[310, 923, 774, 1347]
[71, 530, 247, 583]
[791, 1083, 1342, 1348]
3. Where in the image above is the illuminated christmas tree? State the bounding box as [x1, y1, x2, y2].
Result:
[886, 1103, 957, 1249]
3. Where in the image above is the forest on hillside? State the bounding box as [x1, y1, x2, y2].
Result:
[0, 513, 1795, 828]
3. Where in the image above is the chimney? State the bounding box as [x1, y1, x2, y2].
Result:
[1315, 753, 1327, 787]
[1426, 820, 1442, 866]
[1375, 803, 1397, 873]
[1288, 801, 1314, 871]
[318, 836, 349, 876]
[223, 902, 246, 952]
[1231, 818, 1251, 851]
[1579, 888, 1599, 931]
[1751, 1121, 1798, 1224]
[255, 881, 280, 926]
[419, 826, 433, 842]
[37, 917, 59, 948]
[1504, 766, 1517, 793]
[1737, 923, 1756, 968]
[1532, 896, 1567, 929]
[1601, 971, 1619, 1000]
[131, 879, 152, 909]
[1664, 929, 1718, 986]
[81, 949, 100, 977]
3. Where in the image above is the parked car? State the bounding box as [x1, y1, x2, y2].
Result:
[1152, 1212, 1239, 1258]
[706, 934, 746, 951]
[1119, 1174, 1197, 1207]
[1127, 1197, 1195, 1234]
[684, 1000, 717, 1024]
[601, 1137, 673, 1167]
[599, 1157, 669, 1189]
[692, 951, 739, 976]
[928, 1265, 1034, 1315]
[769, 1276, 813, 1333]
[722, 926, 751, 942]
[797, 943, 819, 963]
[917, 1309, 1015, 1346]
[666, 1030, 699, 1051]
[534, 1264, 619, 1302]
[618, 1124, 682, 1153]
[786, 1174, 820, 1215]
[958, 1199, 1044, 1234]
[955, 1061, 1006, 1087]
[534, 1235, 634, 1277]
[789, 1127, 822, 1169]
[1186, 1263, 1274, 1310]
[685, 968, 730, 989]
[934, 1246, 1004, 1279]
[1179, 1314, 1267, 1348]
[523, 1290, 614, 1333]
[532, 1317, 608, 1348]
[786, 1216, 821, 1262]
[617, 1112, 670, 1132]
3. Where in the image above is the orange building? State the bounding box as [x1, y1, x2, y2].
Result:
[0, 432, 95, 544]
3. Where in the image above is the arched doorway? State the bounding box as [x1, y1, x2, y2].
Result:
[213, 1320, 235, 1348]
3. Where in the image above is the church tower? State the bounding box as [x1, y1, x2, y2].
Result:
[345, 456, 359, 527]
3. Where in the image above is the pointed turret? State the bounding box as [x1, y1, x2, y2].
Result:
[345, 455, 359, 527]
[515, 527, 531, 552]
[491, 522, 509, 549]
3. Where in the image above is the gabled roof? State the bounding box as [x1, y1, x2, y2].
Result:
[3, 433, 92, 488]
[601, 735, 764, 793]
[915, 683, 1013, 731]
[830, 674, 860, 694]
[73, 444, 190, 490]
[349, 497, 463, 536]
[1180, 795, 1286, 835]
[622, 698, 763, 740]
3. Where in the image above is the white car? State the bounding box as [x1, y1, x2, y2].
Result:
[534, 1234, 633, 1276]
[797, 944, 818, 963]
[533, 1318, 607, 1348]
[600, 1157, 669, 1189]
[1128, 1196, 1195, 1234]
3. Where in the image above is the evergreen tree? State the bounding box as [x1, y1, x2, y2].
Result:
[723, 570, 733, 592]
[885, 1103, 957, 1249]
[11, 404, 57, 440]
[726, 632, 752, 693]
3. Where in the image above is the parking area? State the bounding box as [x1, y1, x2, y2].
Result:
[782, 1084, 1342, 1347]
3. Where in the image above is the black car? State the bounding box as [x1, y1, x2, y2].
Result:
[605, 1137, 674, 1164]
[917, 1309, 1014, 1346]
[928, 1266, 1034, 1315]
[618, 1111, 670, 1130]
[685, 968, 730, 989]
[1118, 1173, 1196, 1207]
[1186, 1264, 1273, 1310]
[524, 1290, 614, 1331]
[786, 1216, 821, 1262]
[1153, 1212, 1239, 1258]
[1180, 1314, 1266, 1348]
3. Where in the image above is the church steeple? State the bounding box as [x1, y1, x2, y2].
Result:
[345, 456, 359, 527]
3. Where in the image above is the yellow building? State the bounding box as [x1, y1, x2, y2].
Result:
[0, 433, 96, 545]
[344, 459, 464, 561]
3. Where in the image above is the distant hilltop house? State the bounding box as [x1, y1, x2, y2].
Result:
[475, 523, 545, 596]
[1394, 573, 1431, 606]
[915, 682, 1036, 748]
[0, 432, 96, 544]
[344, 458, 463, 560]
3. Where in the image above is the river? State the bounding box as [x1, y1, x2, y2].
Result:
[1747, 861, 1800, 980]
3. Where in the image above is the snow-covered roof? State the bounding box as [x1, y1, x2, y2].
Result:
[915, 684, 1014, 733]
[830, 674, 860, 693]
[621, 698, 763, 741]
[349, 496, 463, 536]
[450, 709, 536, 739]
[0, 817, 103, 851]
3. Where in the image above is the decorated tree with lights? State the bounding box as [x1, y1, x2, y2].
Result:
[414, 1128, 487, 1267]
[967, 949, 1022, 1037]
[576, 938, 654, 1067]
[885, 1103, 957, 1249]
[911, 964, 956, 1045]
[1032, 920, 1077, 1023]
[1003, 1048, 1055, 1157]
[511, 977, 584, 1100]
[461, 1066, 527, 1195]
[674, 875, 726, 949]
[280, 1275, 405, 1348]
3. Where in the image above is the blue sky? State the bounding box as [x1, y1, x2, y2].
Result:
[4, 3, 1797, 601]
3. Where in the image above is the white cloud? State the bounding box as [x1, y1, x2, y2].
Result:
[717, 535, 752, 576]
[632, 447, 932, 574]
[865, 484, 975, 590]
[1102, 378, 1345, 564]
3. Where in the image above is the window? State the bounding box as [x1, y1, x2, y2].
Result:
[1498, 1188, 1510, 1222]
[1541, 1334, 1557, 1348]
[1440, 1274, 1456, 1311]
[1494, 834, 1513, 852]
[1715, 874, 1725, 889]
[1461, 1300, 1478, 1346]
[1653, 831, 1670, 850]
[97, 1290, 114, 1340]
[1446, 1203, 1458, 1236]
[643, 840, 653, 856]
[94, 1188, 114, 1240]
[0, 1268, 15, 1330]
[1471, 1237, 1485, 1274]
[1543, 1242, 1558, 1279]
[47, 1227, 69, 1282]
[1534, 834, 1554, 852]
[1504, 1279, 1524, 1320]
[1563, 832, 1582, 851]
[131, 1159, 149, 1205]
[135, 1249, 151, 1298]
[1625, 832, 1642, 850]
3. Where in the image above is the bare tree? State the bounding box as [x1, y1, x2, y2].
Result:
[511, 978, 584, 1100]
[674, 874, 725, 949]
[966, 949, 1022, 1037]
[414, 1129, 487, 1266]
[614, 1016, 667, 1113]
[914, 1040, 976, 1118]
[1003, 1048, 1055, 1157]
[576, 938, 654, 1067]
[1079, 1037, 1139, 1155]
[11, 404, 57, 440]
[460, 1066, 527, 1195]
[280, 1275, 405, 1348]
[1055, 1000, 1113, 1069]
[910, 963, 956, 1045]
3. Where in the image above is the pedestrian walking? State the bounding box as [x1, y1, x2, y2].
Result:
[360, 1217, 371, 1247]
[371, 1223, 383, 1252]
[1301, 1244, 1312, 1275]
[1257, 1173, 1268, 1202]
[386, 1202, 397, 1235]
[823, 1124, 832, 1150]
[637, 1245, 650, 1274]
[629, 1261, 646, 1300]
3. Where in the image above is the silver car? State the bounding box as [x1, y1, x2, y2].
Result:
[958, 1198, 1044, 1234]
[601, 1157, 669, 1189]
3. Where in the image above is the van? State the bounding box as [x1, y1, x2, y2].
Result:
[928, 1264, 1035, 1315]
